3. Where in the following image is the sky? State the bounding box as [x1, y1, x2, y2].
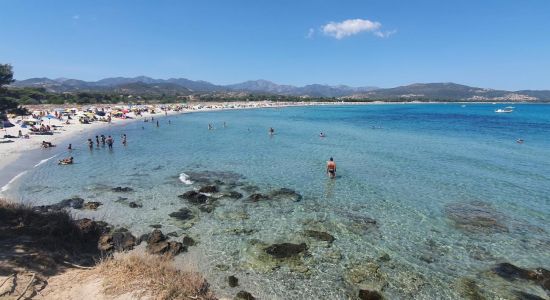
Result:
[1, 0, 550, 90]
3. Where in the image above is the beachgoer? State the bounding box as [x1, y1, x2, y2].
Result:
[68, 143, 72, 150]
[326, 157, 336, 179]
[96, 135, 100, 147]
[223, 122, 227, 128]
[59, 156, 73, 165]
[269, 127, 275, 135]
[156, 120, 159, 127]
[122, 134, 127, 146]
[208, 123, 213, 130]
[88, 138, 94, 149]
[517, 139, 524, 144]
[107, 136, 114, 149]
[18, 130, 22, 137]
[320, 132, 325, 138]
[101, 135, 106, 145]
[168, 120, 171, 125]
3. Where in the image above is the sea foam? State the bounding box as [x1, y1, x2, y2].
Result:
[34, 155, 58, 168]
[179, 173, 193, 185]
[1, 171, 28, 192]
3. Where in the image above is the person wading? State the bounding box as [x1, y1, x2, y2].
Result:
[326, 157, 336, 179]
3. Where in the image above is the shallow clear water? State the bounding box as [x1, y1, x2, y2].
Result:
[2, 104, 550, 299]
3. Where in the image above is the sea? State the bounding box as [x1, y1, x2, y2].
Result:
[1, 104, 549, 299]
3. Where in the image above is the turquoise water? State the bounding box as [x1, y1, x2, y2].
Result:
[2, 104, 550, 299]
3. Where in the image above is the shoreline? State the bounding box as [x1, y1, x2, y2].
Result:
[0, 100, 545, 192]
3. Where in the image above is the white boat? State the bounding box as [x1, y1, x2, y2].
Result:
[495, 107, 514, 113]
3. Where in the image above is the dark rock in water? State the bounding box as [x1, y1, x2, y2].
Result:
[457, 278, 485, 300]
[117, 197, 128, 201]
[270, 188, 303, 202]
[304, 230, 335, 243]
[492, 263, 538, 281]
[199, 185, 218, 193]
[112, 186, 134, 192]
[166, 231, 178, 237]
[178, 191, 208, 204]
[128, 201, 142, 208]
[235, 290, 255, 300]
[247, 193, 269, 202]
[33, 197, 85, 212]
[185, 170, 244, 185]
[227, 275, 239, 287]
[145, 229, 186, 257]
[264, 243, 307, 259]
[420, 254, 435, 264]
[149, 224, 162, 229]
[492, 263, 550, 291]
[76, 218, 111, 237]
[83, 201, 102, 210]
[147, 229, 166, 244]
[344, 212, 378, 234]
[514, 291, 546, 300]
[137, 233, 149, 245]
[224, 191, 243, 199]
[182, 236, 196, 247]
[169, 208, 194, 221]
[445, 201, 508, 233]
[378, 253, 391, 262]
[199, 204, 215, 213]
[358, 289, 383, 300]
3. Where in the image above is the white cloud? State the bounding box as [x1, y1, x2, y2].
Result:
[72, 14, 80, 20]
[306, 28, 315, 39]
[321, 18, 394, 39]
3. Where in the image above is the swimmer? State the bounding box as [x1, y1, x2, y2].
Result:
[326, 157, 336, 179]
[208, 123, 213, 130]
[269, 127, 275, 135]
[516, 139, 524, 144]
[58, 156, 74, 165]
[87, 138, 93, 149]
[320, 132, 326, 138]
[68, 143, 72, 150]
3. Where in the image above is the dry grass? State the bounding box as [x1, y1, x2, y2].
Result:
[95, 252, 216, 300]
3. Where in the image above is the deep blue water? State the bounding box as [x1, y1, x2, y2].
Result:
[2, 104, 549, 299]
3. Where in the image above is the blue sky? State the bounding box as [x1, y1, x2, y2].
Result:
[1, 0, 549, 90]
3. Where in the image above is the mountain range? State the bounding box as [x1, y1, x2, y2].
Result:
[10, 77, 550, 101]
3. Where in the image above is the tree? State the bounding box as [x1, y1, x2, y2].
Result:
[1, 64, 28, 119]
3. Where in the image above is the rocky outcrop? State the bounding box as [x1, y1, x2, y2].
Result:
[179, 191, 208, 204]
[304, 230, 335, 243]
[145, 229, 186, 257]
[199, 185, 218, 193]
[492, 263, 549, 291]
[83, 201, 102, 210]
[227, 275, 239, 287]
[33, 197, 85, 212]
[223, 191, 244, 199]
[269, 188, 302, 202]
[128, 201, 142, 208]
[247, 193, 269, 202]
[98, 228, 136, 252]
[235, 290, 255, 300]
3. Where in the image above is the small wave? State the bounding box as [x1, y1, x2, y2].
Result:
[1, 171, 28, 192]
[179, 173, 193, 185]
[34, 154, 59, 168]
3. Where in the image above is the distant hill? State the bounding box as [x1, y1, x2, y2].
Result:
[9, 77, 550, 101]
[349, 83, 550, 101]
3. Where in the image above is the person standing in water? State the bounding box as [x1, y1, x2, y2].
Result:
[101, 134, 106, 146]
[269, 127, 275, 135]
[87, 138, 93, 150]
[106, 136, 114, 149]
[95, 135, 100, 147]
[122, 134, 127, 146]
[326, 157, 336, 178]
[156, 120, 159, 127]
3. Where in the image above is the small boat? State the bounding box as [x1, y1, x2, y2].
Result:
[495, 107, 514, 113]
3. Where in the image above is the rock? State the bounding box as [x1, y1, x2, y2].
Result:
[492, 263, 550, 291]
[358, 289, 383, 300]
[378, 253, 391, 262]
[247, 193, 269, 202]
[98, 234, 114, 252]
[235, 290, 255, 300]
[445, 201, 508, 233]
[227, 275, 239, 287]
[199, 204, 215, 213]
[149, 224, 162, 229]
[420, 253, 435, 264]
[112, 186, 133, 192]
[169, 208, 194, 221]
[33, 197, 85, 212]
[514, 291, 546, 300]
[147, 229, 166, 244]
[111, 230, 136, 251]
[179, 191, 208, 204]
[128, 202, 142, 208]
[343, 212, 378, 234]
[242, 185, 259, 193]
[145, 229, 186, 257]
[264, 243, 307, 259]
[224, 191, 244, 199]
[182, 236, 196, 247]
[76, 218, 110, 236]
[270, 188, 303, 202]
[199, 185, 218, 193]
[457, 278, 485, 300]
[166, 231, 178, 237]
[83, 201, 102, 210]
[304, 230, 335, 243]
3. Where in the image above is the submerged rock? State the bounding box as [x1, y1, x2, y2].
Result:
[242, 185, 259, 193]
[199, 185, 218, 193]
[112, 186, 133, 192]
[358, 289, 384, 300]
[264, 243, 308, 259]
[247, 193, 269, 202]
[199, 204, 215, 213]
[33, 197, 85, 212]
[445, 201, 508, 233]
[178, 191, 208, 204]
[227, 275, 239, 287]
[304, 230, 335, 243]
[83, 201, 102, 210]
[169, 208, 194, 221]
[223, 191, 244, 199]
[491, 263, 550, 292]
[269, 188, 303, 202]
[128, 201, 142, 208]
[149, 224, 162, 229]
[182, 236, 196, 247]
[184, 170, 244, 185]
[98, 228, 136, 252]
[235, 290, 255, 300]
